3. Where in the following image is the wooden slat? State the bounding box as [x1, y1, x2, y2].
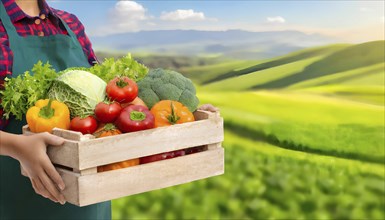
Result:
[47, 141, 80, 169]
[77, 116, 224, 170]
[207, 142, 222, 150]
[52, 128, 83, 141]
[73, 167, 98, 175]
[57, 168, 80, 206]
[75, 147, 224, 206]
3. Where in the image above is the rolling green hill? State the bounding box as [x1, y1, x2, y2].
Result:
[289, 63, 385, 88]
[183, 41, 384, 95]
[200, 56, 323, 91]
[288, 62, 385, 105]
[206, 44, 350, 84]
[191, 40, 385, 105]
[253, 40, 384, 89]
[181, 43, 350, 85]
[181, 60, 258, 84]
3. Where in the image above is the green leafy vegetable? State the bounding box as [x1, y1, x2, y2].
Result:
[47, 69, 107, 118]
[0, 61, 58, 120]
[89, 53, 149, 83]
[0, 54, 148, 120]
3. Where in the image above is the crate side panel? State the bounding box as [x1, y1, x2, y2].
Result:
[78, 117, 224, 169]
[77, 147, 224, 207]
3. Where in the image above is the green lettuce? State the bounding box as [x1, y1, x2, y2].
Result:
[89, 53, 149, 83]
[0, 62, 58, 120]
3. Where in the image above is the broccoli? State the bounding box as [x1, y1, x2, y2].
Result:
[137, 68, 199, 112]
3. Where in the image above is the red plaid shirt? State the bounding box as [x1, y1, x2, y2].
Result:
[0, 0, 97, 130]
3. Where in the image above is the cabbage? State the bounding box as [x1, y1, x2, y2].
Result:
[47, 70, 106, 118]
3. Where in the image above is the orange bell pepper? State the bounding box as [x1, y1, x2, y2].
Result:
[150, 100, 195, 127]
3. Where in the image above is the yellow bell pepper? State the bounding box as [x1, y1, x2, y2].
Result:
[26, 99, 70, 133]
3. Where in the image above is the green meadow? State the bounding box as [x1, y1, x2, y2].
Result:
[112, 40, 385, 219]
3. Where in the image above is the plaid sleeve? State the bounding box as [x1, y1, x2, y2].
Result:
[55, 10, 98, 66]
[0, 21, 12, 130]
[0, 22, 13, 79]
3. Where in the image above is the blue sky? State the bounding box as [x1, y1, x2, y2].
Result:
[49, 0, 384, 42]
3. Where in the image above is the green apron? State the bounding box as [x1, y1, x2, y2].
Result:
[0, 3, 111, 219]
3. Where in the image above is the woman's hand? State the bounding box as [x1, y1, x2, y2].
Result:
[198, 104, 219, 112]
[14, 133, 67, 205]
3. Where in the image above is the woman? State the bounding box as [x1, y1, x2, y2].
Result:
[0, 0, 218, 219]
[0, 0, 112, 219]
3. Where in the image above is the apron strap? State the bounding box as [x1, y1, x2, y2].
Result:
[57, 16, 83, 48]
[0, 1, 20, 40]
[58, 17, 78, 41]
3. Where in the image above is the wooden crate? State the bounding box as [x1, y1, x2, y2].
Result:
[22, 110, 224, 207]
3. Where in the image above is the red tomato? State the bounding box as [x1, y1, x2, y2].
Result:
[115, 105, 155, 133]
[94, 102, 122, 123]
[140, 150, 185, 164]
[106, 77, 138, 103]
[70, 116, 98, 134]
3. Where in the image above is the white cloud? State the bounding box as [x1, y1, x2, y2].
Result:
[113, 1, 147, 20]
[160, 9, 206, 21]
[90, 1, 149, 35]
[91, 3, 217, 36]
[266, 16, 286, 24]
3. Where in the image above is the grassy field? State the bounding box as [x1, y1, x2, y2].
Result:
[112, 128, 384, 219]
[112, 40, 385, 219]
[198, 91, 384, 163]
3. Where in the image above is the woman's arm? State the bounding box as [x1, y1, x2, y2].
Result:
[0, 4, 80, 205]
[0, 131, 67, 204]
[1, 30, 67, 204]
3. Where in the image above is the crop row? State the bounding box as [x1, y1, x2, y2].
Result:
[112, 131, 384, 219]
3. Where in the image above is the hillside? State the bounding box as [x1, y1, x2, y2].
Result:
[206, 44, 350, 84]
[187, 41, 384, 99]
[253, 40, 385, 89]
[182, 44, 350, 85]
